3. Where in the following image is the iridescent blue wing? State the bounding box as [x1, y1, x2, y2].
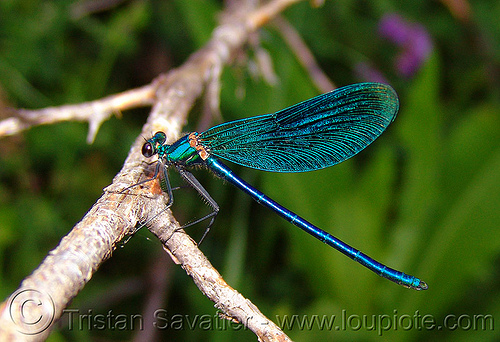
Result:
[198, 83, 399, 172]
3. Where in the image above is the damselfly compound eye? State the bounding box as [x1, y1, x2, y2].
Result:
[142, 142, 155, 158]
[154, 131, 166, 144]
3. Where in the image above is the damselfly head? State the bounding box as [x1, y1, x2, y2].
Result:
[142, 131, 167, 158]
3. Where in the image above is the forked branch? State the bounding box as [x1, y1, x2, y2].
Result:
[0, 1, 306, 341]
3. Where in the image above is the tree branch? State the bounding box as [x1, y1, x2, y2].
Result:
[0, 0, 304, 341]
[0, 84, 156, 143]
[273, 16, 335, 92]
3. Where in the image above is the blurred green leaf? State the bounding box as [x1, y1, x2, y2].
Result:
[173, 0, 219, 48]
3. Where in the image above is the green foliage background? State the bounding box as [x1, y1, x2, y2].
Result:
[1, 0, 499, 341]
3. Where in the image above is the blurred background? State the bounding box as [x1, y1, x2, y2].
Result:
[0, 0, 499, 341]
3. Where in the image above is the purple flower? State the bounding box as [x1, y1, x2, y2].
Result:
[354, 62, 389, 84]
[379, 14, 433, 77]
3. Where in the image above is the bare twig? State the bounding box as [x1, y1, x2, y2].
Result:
[0, 84, 156, 143]
[274, 16, 335, 92]
[148, 209, 291, 342]
[132, 252, 173, 342]
[0, 0, 307, 341]
[439, 0, 470, 21]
